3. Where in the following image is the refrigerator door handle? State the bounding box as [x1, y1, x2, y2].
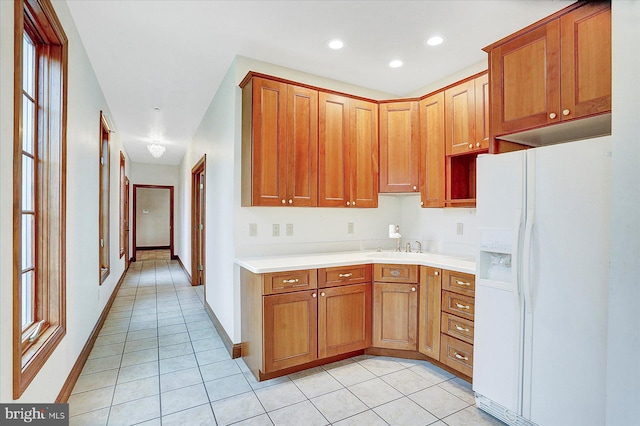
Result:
[523, 208, 535, 313]
[513, 209, 523, 299]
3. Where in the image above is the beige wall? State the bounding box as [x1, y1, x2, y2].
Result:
[136, 188, 171, 247]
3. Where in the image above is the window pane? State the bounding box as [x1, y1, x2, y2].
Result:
[22, 155, 34, 211]
[23, 33, 35, 98]
[22, 97, 35, 154]
[22, 214, 34, 270]
[21, 271, 34, 329]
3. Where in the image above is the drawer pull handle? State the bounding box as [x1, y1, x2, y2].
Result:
[338, 273, 353, 278]
[455, 280, 471, 287]
[390, 270, 401, 277]
[454, 324, 470, 332]
[282, 278, 300, 284]
[454, 352, 469, 361]
[455, 302, 470, 310]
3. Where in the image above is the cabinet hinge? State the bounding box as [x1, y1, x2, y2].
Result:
[100, 157, 105, 166]
[198, 265, 203, 271]
[100, 239, 104, 248]
[199, 224, 203, 230]
[200, 183, 204, 190]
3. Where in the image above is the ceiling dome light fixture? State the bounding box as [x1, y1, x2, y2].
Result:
[426, 35, 445, 46]
[327, 39, 344, 50]
[389, 59, 403, 68]
[147, 143, 165, 159]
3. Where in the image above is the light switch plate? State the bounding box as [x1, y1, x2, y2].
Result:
[272, 224, 280, 237]
[286, 223, 293, 236]
[456, 222, 464, 235]
[348, 222, 354, 234]
[249, 223, 257, 237]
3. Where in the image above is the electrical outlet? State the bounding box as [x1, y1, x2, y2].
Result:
[456, 222, 464, 235]
[272, 224, 280, 237]
[286, 223, 293, 236]
[249, 223, 257, 237]
[347, 222, 354, 234]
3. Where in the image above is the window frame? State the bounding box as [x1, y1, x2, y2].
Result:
[13, 0, 68, 399]
[99, 112, 111, 283]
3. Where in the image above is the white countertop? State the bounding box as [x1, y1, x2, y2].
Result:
[235, 250, 476, 275]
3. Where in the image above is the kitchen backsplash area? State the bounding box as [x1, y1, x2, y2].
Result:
[234, 194, 477, 259]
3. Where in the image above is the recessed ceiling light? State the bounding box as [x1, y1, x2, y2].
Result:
[327, 39, 344, 50]
[426, 35, 445, 46]
[389, 59, 403, 68]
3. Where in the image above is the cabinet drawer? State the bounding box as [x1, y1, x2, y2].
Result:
[318, 264, 371, 288]
[374, 264, 418, 283]
[440, 334, 473, 377]
[441, 312, 474, 344]
[442, 270, 475, 296]
[442, 291, 475, 321]
[263, 269, 318, 295]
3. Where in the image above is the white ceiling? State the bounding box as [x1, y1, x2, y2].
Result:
[66, 0, 573, 165]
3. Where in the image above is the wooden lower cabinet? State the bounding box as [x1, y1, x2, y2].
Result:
[372, 282, 418, 350]
[318, 283, 371, 358]
[440, 334, 474, 378]
[263, 290, 318, 372]
[418, 266, 442, 359]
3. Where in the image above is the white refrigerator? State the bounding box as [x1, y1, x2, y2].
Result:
[473, 136, 612, 426]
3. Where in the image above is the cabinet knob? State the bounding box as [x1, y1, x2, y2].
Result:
[413, 185, 417, 191]
[346, 201, 350, 206]
[312, 293, 317, 298]
[563, 109, 570, 116]
[434, 271, 439, 276]
[420, 201, 424, 206]
[468, 143, 473, 149]
[352, 201, 356, 206]
[288, 199, 293, 204]
[281, 199, 286, 204]
[321, 292, 325, 297]
[476, 142, 481, 147]
[549, 112, 557, 119]
[411, 287, 416, 292]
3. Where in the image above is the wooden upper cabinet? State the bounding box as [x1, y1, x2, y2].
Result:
[486, 2, 610, 137]
[287, 85, 318, 207]
[379, 101, 420, 193]
[319, 93, 378, 208]
[419, 92, 445, 208]
[242, 77, 318, 207]
[560, 3, 611, 119]
[445, 79, 476, 156]
[350, 100, 379, 208]
[444, 73, 488, 156]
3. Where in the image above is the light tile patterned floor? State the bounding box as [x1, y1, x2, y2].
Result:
[68, 258, 504, 426]
[136, 249, 172, 261]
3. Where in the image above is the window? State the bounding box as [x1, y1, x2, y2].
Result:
[14, 0, 67, 399]
[99, 112, 110, 282]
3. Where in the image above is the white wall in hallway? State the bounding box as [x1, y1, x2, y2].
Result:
[0, 0, 129, 402]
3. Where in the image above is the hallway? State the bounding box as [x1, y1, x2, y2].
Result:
[67, 258, 500, 426]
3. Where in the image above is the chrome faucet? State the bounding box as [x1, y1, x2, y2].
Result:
[405, 242, 412, 252]
[415, 241, 422, 253]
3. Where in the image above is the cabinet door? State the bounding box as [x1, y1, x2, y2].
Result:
[379, 101, 420, 193]
[373, 283, 418, 350]
[418, 267, 441, 359]
[560, 3, 611, 120]
[251, 78, 287, 206]
[445, 79, 477, 155]
[319, 93, 350, 207]
[488, 21, 560, 136]
[350, 99, 379, 208]
[419, 92, 445, 208]
[286, 85, 318, 206]
[474, 73, 490, 151]
[263, 290, 318, 372]
[318, 283, 372, 358]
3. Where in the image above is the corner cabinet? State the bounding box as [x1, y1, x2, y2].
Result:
[372, 264, 418, 350]
[241, 76, 318, 207]
[379, 101, 420, 193]
[485, 2, 611, 137]
[419, 92, 445, 208]
[319, 93, 379, 208]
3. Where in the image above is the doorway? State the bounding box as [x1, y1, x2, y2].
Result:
[124, 176, 130, 269]
[191, 156, 206, 287]
[132, 184, 175, 262]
